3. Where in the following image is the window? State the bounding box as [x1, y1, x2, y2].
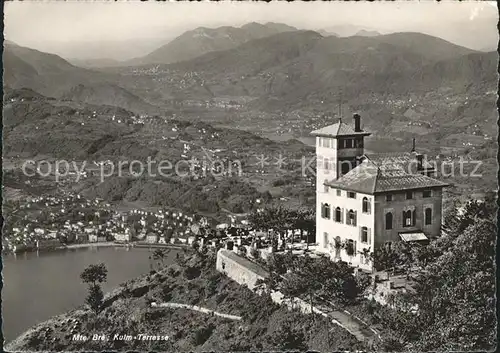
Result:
[347, 191, 356, 199]
[386, 194, 393, 201]
[423, 189, 432, 198]
[322, 203, 331, 219]
[403, 210, 415, 227]
[341, 161, 351, 175]
[361, 226, 368, 243]
[425, 207, 432, 225]
[362, 197, 371, 214]
[385, 212, 393, 230]
[335, 207, 342, 222]
[345, 139, 353, 148]
[345, 239, 356, 256]
[334, 236, 341, 258]
[347, 209, 357, 226]
[406, 191, 413, 200]
[355, 138, 364, 148]
[338, 139, 345, 149]
[336, 189, 341, 196]
[324, 158, 329, 170]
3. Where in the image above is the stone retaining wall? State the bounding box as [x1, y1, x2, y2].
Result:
[215, 249, 359, 338]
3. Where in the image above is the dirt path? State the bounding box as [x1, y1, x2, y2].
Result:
[151, 302, 242, 321]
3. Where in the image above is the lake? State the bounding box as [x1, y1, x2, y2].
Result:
[2, 246, 179, 342]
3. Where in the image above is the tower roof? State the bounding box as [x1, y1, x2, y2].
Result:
[310, 119, 371, 137]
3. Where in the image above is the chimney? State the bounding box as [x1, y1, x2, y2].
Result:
[411, 138, 416, 152]
[416, 154, 423, 171]
[353, 113, 361, 132]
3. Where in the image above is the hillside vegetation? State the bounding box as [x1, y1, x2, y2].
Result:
[6, 249, 363, 352]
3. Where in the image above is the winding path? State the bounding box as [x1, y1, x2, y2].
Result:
[150, 302, 242, 321]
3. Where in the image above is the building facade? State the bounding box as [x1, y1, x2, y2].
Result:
[312, 114, 448, 271]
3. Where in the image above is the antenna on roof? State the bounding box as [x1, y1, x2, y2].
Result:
[338, 93, 343, 123]
[411, 138, 416, 152]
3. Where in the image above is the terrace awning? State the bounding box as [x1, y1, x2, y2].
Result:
[399, 232, 428, 242]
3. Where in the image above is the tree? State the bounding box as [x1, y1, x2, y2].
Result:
[372, 243, 399, 279]
[409, 218, 496, 351]
[279, 271, 305, 309]
[266, 315, 308, 351]
[254, 269, 281, 297]
[292, 208, 315, 249]
[319, 258, 362, 304]
[81, 263, 108, 314]
[410, 242, 439, 269]
[85, 284, 105, 314]
[381, 195, 497, 351]
[248, 205, 293, 250]
[152, 249, 168, 268]
[80, 263, 108, 286]
[392, 241, 413, 279]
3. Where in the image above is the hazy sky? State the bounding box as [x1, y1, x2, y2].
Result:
[4, 0, 498, 60]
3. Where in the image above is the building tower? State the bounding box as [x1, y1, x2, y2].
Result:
[310, 113, 371, 248]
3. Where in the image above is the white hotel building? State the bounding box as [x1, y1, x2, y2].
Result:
[312, 114, 448, 271]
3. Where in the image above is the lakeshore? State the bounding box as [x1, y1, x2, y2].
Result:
[2, 246, 180, 341]
[5, 250, 364, 352]
[3, 241, 189, 256]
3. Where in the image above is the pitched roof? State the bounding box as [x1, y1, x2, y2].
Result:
[325, 159, 380, 194]
[325, 158, 448, 194]
[363, 152, 435, 172]
[310, 119, 371, 137]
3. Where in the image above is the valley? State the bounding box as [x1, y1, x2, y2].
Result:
[3, 6, 498, 351]
[2, 25, 497, 213]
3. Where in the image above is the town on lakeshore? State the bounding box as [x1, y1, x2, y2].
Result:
[2, 1, 497, 352]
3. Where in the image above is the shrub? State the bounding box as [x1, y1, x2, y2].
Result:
[183, 266, 201, 280]
[191, 324, 215, 346]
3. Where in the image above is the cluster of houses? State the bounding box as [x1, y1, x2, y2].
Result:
[4, 185, 318, 256]
[3, 193, 111, 252]
[2, 191, 210, 253]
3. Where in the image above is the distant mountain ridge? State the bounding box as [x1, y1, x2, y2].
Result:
[354, 30, 381, 37]
[4, 29, 495, 123]
[2, 42, 113, 97]
[128, 22, 298, 65]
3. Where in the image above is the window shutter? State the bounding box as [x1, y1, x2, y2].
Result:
[359, 227, 362, 242]
[353, 240, 357, 255]
[341, 208, 344, 223]
[367, 228, 371, 245]
[354, 211, 357, 226]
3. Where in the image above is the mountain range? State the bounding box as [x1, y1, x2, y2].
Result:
[3, 24, 496, 138]
[128, 22, 298, 66]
